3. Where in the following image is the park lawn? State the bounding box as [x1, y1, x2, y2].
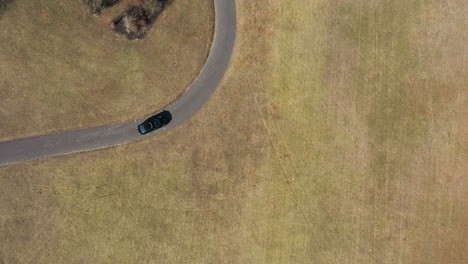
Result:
[0, 0, 213, 141]
[0, 0, 466, 263]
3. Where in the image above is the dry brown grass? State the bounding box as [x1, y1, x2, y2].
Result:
[258, 0, 467, 262]
[0, 0, 466, 263]
[0, 0, 213, 141]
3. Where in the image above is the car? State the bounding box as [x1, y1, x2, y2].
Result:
[138, 110, 172, 135]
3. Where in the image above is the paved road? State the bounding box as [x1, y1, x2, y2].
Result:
[0, 0, 236, 166]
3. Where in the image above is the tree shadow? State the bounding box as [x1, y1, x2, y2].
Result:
[0, 0, 14, 19]
[102, 0, 122, 9]
[82, 0, 122, 14]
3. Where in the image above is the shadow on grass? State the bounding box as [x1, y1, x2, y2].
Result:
[82, 0, 122, 14]
[102, 0, 121, 9]
[0, 0, 14, 19]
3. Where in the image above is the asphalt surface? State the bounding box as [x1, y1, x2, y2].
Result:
[0, 0, 236, 166]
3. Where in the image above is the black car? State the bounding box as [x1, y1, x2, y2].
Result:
[138, 110, 172, 135]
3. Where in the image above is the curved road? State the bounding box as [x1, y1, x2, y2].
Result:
[0, 0, 236, 166]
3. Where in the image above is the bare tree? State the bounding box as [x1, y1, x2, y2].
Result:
[112, 0, 175, 39]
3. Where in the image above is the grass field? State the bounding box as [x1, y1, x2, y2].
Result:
[0, 0, 466, 263]
[0, 0, 213, 141]
[259, 0, 467, 262]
